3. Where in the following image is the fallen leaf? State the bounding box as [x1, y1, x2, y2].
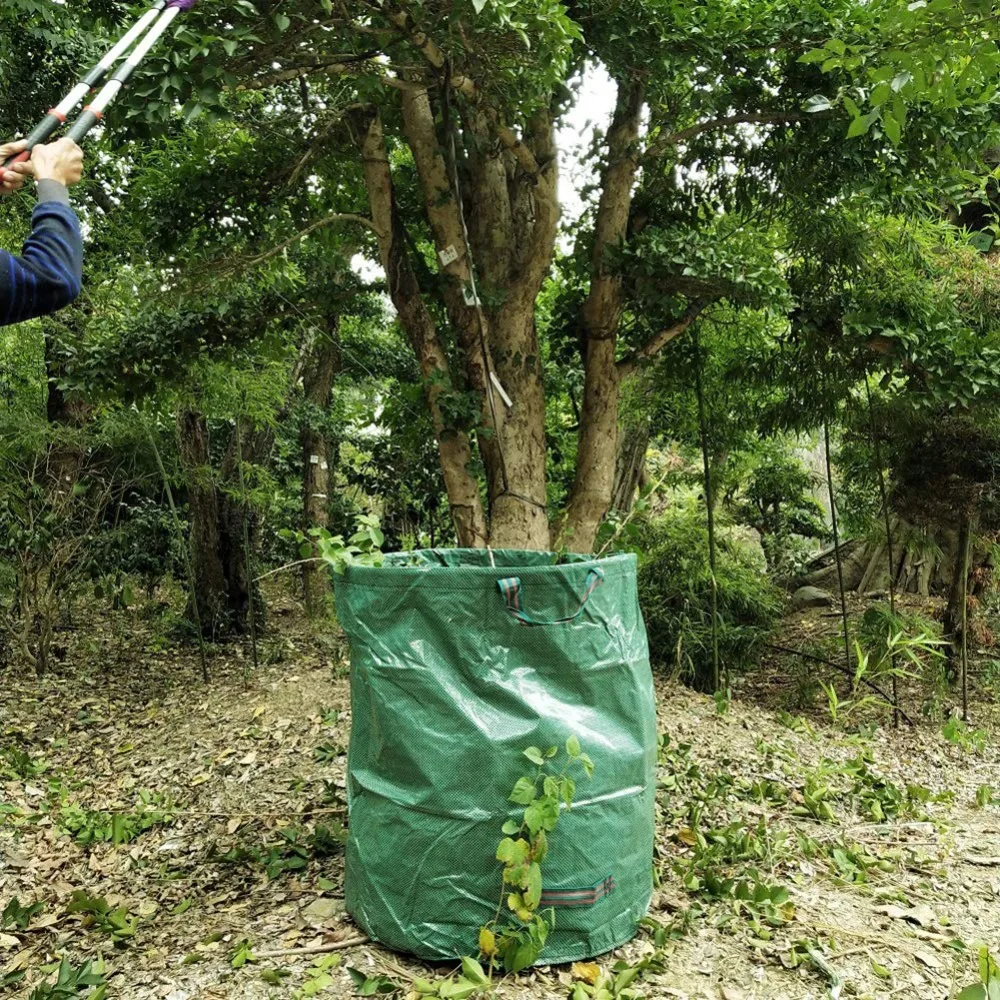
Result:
[571, 962, 601, 985]
[875, 903, 937, 927]
[915, 950, 941, 970]
[0, 934, 21, 951]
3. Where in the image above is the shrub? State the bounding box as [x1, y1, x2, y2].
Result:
[637, 496, 782, 690]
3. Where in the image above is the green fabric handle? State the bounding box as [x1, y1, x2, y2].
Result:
[497, 568, 604, 626]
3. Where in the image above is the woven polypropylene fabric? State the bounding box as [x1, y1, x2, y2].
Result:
[334, 550, 657, 964]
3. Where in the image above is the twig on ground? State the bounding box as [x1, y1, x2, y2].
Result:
[801, 922, 922, 956]
[256, 936, 369, 959]
[171, 806, 346, 819]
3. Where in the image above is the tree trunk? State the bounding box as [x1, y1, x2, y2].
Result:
[560, 78, 645, 552]
[351, 106, 489, 548]
[945, 514, 973, 676]
[401, 90, 556, 548]
[478, 107, 559, 549]
[218, 487, 253, 633]
[176, 408, 227, 636]
[301, 319, 342, 614]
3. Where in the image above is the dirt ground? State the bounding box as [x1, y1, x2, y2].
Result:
[2, 589, 1000, 1000]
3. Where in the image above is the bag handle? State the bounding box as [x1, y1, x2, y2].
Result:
[496, 568, 604, 626]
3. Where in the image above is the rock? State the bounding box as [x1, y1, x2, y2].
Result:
[302, 897, 345, 925]
[791, 586, 835, 610]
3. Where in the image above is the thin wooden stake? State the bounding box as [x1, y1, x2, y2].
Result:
[694, 335, 721, 693]
[961, 514, 973, 721]
[235, 412, 259, 687]
[865, 380, 900, 728]
[142, 411, 209, 683]
[823, 419, 852, 676]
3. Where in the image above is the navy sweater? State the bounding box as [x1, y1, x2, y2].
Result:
[0, 183, 83, 326]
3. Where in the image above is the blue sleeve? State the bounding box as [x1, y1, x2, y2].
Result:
[0, 200, 83, 326]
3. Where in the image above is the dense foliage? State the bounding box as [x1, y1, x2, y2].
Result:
[638, 495, 784, 689]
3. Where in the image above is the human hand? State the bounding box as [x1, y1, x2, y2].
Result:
[30, 138, 84, 188]
[0, 140, 31, 194]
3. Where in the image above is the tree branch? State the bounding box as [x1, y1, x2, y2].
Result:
[646, 112, 803, 160]
[236, 53, 391, 91]
[238, 215, 383, 270]
[348, 106, 489, 547]
[617, 302, 707, 378]
[363, 0, 540, 176]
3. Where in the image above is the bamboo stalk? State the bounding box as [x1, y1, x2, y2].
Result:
[824, 419, 852, 677]
[865, 379, 900, 728]
[694, 337, 721, 693]
[235, 412, 259, 687]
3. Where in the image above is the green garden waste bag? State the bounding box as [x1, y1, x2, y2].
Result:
[334, 549, 657, 965]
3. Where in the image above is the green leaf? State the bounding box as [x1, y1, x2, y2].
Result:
[562, 776, 576, 808]
[501, 819, 521, 835]
[883, 113, 901, 145]
[871, 82, 891, 106]
[496, 837, 529, 865]
[891, 70, 913, 92]
[524, 800, 543, 836]
[507, 940, 539, 973]
[460, 956, 490, 986]
[533, 828, 548, 863]
[615, 966, 641, 992]
[566, 734, 581, 758]
[274, 13, 290, 31]
[798, 49, 830, 65]
[957, 988, 987, 1000]
[803, 95, 832, 113]
[439, 978, 482, 1000]
[509, 777, 537, 805]
[870, 959, 891, 980]
[472, 0, 488, 11]
[846, 113, 872, 138]
[524, 862, 542, 908]
[523, 747, 545, 766]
